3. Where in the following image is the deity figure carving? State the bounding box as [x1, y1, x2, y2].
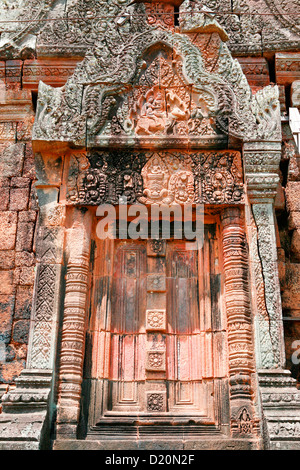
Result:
[140, 154, 169, 204]
[135, 89, 167, 135]
[168, 170, 195, 204]
[140, 153, 195, 205]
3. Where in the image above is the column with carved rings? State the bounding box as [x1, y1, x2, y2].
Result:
[57, 207, 92, 437]
[221, 207, 258, 435]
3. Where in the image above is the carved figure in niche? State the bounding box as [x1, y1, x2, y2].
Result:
[168, 170, 195, 205]
[135, 88, 167, 135]
[238, 408, 253, 434]
[140, 154, 169, 204]
[132, 85, 189, 136]
[84, 170, 107, 204]
[82, 152, 108, 204]
[116, 170, 144, 204]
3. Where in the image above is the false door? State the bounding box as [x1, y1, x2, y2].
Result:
[87, 224, 226, 428]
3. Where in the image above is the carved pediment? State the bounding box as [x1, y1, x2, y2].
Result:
[32, 4, 282, 149]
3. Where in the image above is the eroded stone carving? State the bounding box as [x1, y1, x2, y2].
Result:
[32, 5, 282, 148]
[147, 392, 166, 412]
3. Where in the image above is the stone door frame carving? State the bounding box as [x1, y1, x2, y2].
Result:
[3, 3, 299, 448]
[82, 226, 229, 438]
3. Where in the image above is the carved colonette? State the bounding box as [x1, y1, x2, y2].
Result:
[221, 207, 258, 436]
[56, 208, 92, 437]
[1, 0, 300, 450]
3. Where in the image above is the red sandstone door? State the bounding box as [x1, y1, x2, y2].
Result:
[108, 240, 205, 416]
[87, 222, 225, 431]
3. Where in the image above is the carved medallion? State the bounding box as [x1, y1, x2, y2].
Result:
[146, 309, 166, 331]
[146, 350, 166, 371]
[147, 392, 166, 412]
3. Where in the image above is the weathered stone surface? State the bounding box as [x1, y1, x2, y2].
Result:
[286, 182, 300, 213]
[282, 263, 300, 310]
[15, 221, 35, 252]
[14, 266, 35, 286]
[0, 360, 26, 384]
[0, 294, 15, 343]
[9, 188, 30, 212]
[0, 212, 17, 250]
[14, 286, 33, 320]
[12, 320, 30, 344]
[0, 143, 24, 177]
[0, 271, 14, 295]
[291, 229, 300, 262]
[0, 251, 15, 269]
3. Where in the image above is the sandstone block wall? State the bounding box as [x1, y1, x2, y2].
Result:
[0, 64, 37, 385]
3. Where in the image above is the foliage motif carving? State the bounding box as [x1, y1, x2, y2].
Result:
[66, 150, 244, 206]
[32, 5, 282, 147]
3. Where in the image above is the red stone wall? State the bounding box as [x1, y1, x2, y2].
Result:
[0, 61, 38, 384]
[0, 53, 300, 389]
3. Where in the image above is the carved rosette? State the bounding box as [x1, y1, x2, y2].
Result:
[147, 392, 166, 412]
[244, 144, 285, 369]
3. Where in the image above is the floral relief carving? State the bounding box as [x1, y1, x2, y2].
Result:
[147, 392, 165, 412]
[66, 150, 244, 206]
[146, 351, 166, 371]
[146, 309, 166, 331]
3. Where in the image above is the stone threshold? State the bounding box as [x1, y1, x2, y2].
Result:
[53, 437, 262, 451]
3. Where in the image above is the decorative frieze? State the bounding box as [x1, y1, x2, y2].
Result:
[23, 59, 78, 90]
[275, 52, 300, 86]
[66, 150, 244, 206]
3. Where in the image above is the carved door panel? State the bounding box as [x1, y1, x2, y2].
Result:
[109, 241, 147, 412]
[166, 242, 205, 415]
[89, 224, 224, 427]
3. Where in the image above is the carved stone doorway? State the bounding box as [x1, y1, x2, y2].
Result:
[82, 220, 229, 440]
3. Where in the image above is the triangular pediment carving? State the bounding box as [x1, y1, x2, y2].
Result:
[32, 2, 281, 149]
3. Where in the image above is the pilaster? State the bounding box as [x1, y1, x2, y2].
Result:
[244, 140, 300, 449]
